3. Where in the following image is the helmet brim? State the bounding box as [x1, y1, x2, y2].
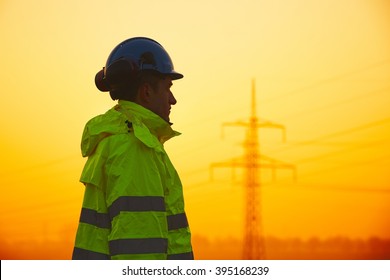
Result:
[169, 71, 184, 80]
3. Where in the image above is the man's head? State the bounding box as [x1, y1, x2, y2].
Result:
[95, 37, 183, 121]
[94, 37, 182, 122]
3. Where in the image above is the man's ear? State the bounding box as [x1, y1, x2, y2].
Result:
[137, 83, 151, 104]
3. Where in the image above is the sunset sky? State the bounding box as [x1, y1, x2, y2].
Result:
[0, 0, 389, 258]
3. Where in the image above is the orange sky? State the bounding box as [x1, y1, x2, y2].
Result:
[0, 0, 390, 257]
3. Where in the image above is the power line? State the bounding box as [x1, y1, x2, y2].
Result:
[296, 153, 390, 184]
[294, 138, 390, 166]
[262, 179, 390, 194]
[0, 198, 80, 216]
[277, 87, 390, 122]
[260, 59, 390, 105]
[0, 155, 80, 177]
[268, 116, 390, 156]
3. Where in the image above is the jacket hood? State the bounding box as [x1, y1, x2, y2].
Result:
[81, 109, 128, 157]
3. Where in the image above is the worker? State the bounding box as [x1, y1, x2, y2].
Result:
[72, 37, 193, 260]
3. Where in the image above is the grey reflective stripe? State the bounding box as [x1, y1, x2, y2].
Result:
[109, 238, 168, 255]
[109, 196, 165, 220]
[168, 251, 194, 260]
[72, 247, 110, 260]
[167, 213, 189, 231]
[79, 208, 111, 229]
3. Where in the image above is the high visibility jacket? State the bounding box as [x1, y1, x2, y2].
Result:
[72, 100, 193, 260]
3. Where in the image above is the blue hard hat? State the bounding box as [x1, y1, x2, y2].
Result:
[95, 37, 183, 92]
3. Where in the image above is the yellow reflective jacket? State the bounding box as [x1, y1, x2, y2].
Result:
[72, 100, 193, 260]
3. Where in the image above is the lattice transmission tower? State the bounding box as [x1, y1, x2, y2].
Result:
[210, 79, 296, 259]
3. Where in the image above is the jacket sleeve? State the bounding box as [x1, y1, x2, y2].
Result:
[104, 134, 168, 260]
[73, 136, 112, 259]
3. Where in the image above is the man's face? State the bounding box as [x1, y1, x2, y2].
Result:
[147, 76, 177, 123]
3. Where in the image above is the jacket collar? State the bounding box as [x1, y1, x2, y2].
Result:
[116, 100, 180, 145]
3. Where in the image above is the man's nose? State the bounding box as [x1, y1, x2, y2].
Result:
[170, 92, 177, 105]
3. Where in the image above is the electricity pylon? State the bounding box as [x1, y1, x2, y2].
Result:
[210, 79, 296, 259]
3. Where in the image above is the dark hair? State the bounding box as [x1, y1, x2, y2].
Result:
[109, 70, 163, 101]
